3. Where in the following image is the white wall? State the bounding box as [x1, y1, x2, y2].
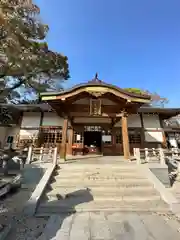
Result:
[21, 112, 41, 128]
[143, 114, 161, 129]
[115, 114, 141, 127]
[19, 129, 39, 139]
[42, 112, 64, 126]
[142, 114, 163, 142]
[144, 131, 163, 143]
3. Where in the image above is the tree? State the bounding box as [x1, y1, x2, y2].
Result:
[124, 88, 168, 108]
[0, 0, 69, 102]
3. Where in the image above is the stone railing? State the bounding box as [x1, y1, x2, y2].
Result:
[134, 147, 180, 165]
[26, 146, 58, 165]
[133, 148, 165, 164]
[163, 148, 180, 158]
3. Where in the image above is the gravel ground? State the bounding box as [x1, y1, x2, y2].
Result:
[6, 215, 48, 240]
[0, 186, 48, 240]
[0, 162, 50, 240]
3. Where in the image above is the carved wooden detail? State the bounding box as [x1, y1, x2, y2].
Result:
[90, 99, 102, 116]
[88, 91, 105, 98]
[121, 108, 128, 117]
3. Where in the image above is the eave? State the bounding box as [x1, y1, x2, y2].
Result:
[139, 107, 180, 118]
[40, 82, 151, 104]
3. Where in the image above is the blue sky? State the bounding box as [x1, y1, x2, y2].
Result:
[35, 0, 180, 107]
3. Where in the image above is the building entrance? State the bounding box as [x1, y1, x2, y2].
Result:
[84, 126, 102, 154]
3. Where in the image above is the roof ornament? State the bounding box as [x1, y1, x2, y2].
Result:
[88, 73, 103, 84]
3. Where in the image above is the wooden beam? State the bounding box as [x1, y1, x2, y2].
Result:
[60, 118, 68, 161]
[69, 112, 124, 117]
[121, 114, 130, 160]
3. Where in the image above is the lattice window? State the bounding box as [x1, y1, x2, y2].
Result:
[128, 130, 141, 144]
[115, 130, 122, 144]
[40, 127, 62, 147]
[73, 131, 84, 143]
[90, 99, 101, 116]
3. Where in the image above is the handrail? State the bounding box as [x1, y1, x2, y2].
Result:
[134, 147, 165, 164]
[26, 146, 58, 164]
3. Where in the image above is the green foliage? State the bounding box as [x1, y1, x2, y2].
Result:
[123, 88, 146, 95]
[124, 88, 169, 108]
[0, 0, 70, 103]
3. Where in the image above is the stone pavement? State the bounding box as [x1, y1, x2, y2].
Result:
[6, 156, 180, 239]
[37, 211, 180, 240]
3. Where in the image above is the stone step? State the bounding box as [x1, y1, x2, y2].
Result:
[50, 180, 153, 188]
[57, 166, 140, 172]
[54, 173, 146, 180]
[37, 200, 170, 215]
[51, 177, 150, 185]
[55, 168, 143, 173]
[46, 186, 159, 199]
[44, 194, 161, 202]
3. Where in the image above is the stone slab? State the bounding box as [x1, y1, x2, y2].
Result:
[23, 164, 56, 216]
[139, 213, 180, 240]
[38, 212, 180, 240]
[140, 166, 178, 205]
[70, 213, 90, 240]
[150, 168, 170, 187]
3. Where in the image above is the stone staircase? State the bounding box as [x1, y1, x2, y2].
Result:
[36, 162, 171, 216]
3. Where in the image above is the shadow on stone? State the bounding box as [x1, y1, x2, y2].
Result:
[37, 188, 93, 239]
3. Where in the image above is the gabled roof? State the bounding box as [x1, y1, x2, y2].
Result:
[40, 76, 151, 104]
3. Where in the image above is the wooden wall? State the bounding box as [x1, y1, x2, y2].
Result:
[10, 110, 167, 153]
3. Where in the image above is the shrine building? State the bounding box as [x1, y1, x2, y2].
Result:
[1, 76, 180, 160]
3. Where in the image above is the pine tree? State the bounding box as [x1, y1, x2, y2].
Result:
[0, 0, 69, 102]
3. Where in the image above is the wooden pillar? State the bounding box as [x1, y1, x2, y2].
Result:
[69, 127, 74, 155]
[60, 118, 68, 161]
[38, 111, 44, 147]
[122, 113, 130, 159]
[159, 116, 167, 148]
[140, 113, 145, 148]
